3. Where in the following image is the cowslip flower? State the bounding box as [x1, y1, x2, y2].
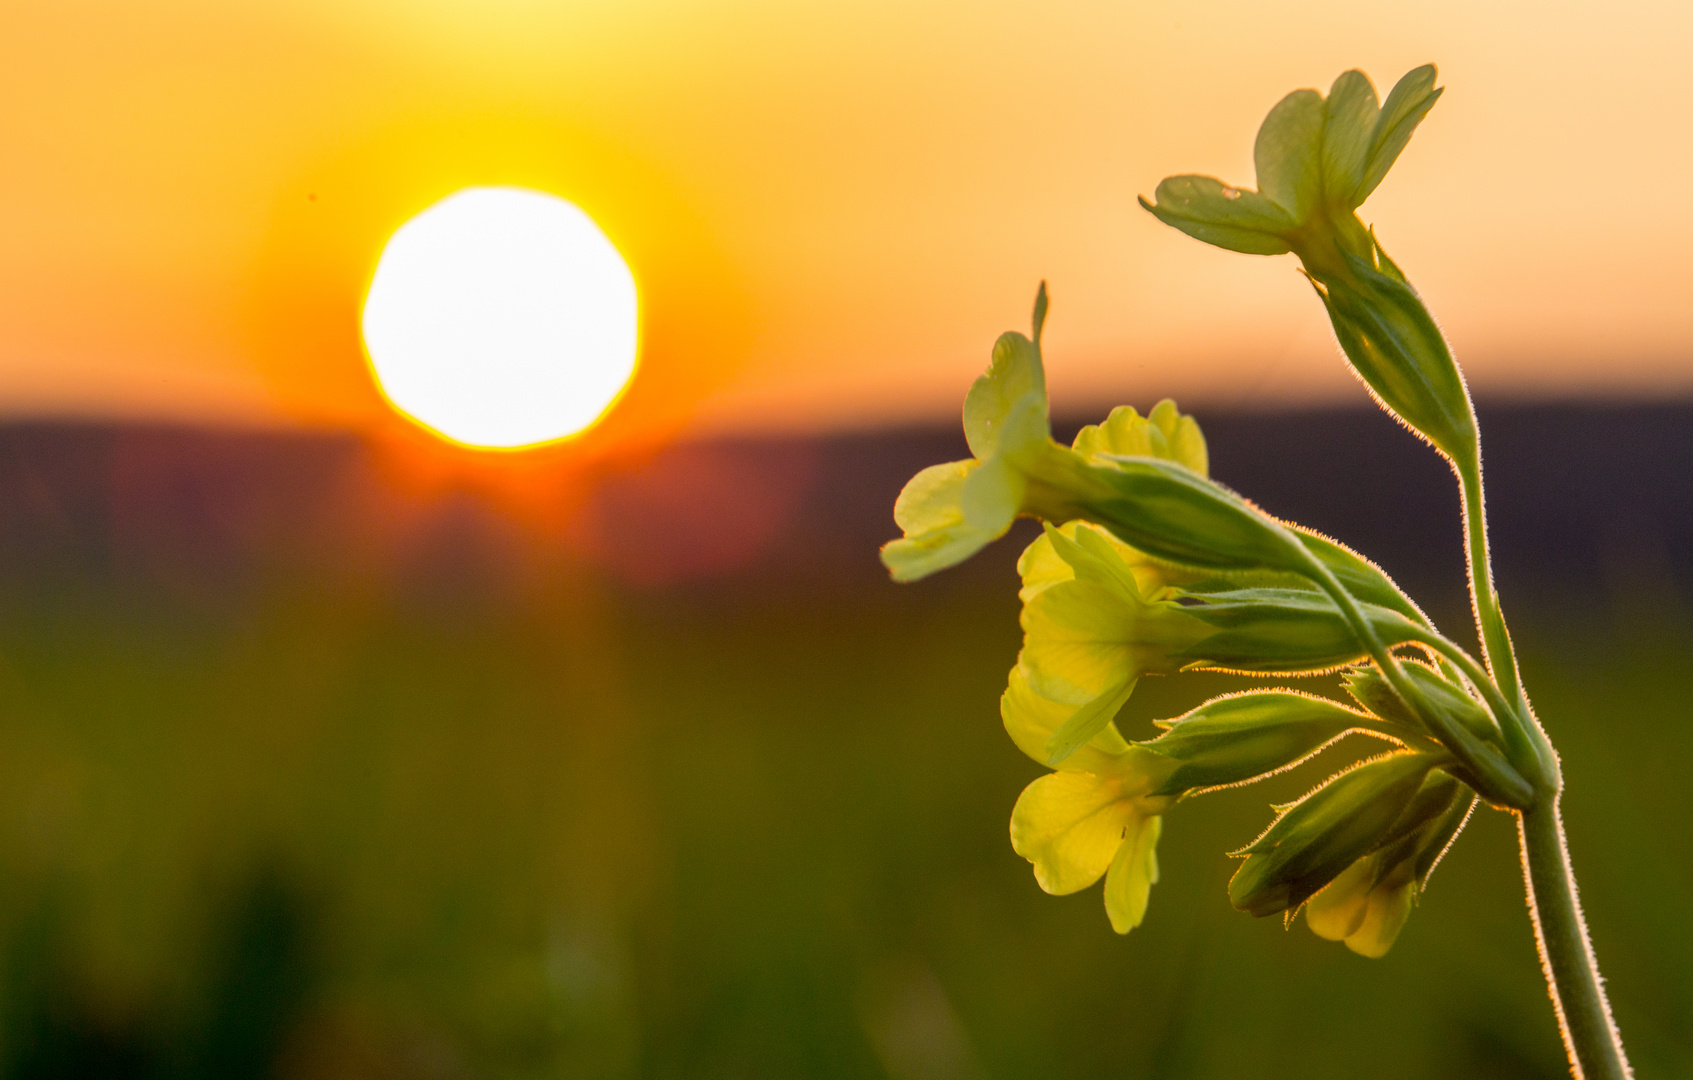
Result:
[1002, 666, 1176, 934]
[880, 285, 1099, 583]
[1138, 65, 1441, 275]
[1005, 401, 1216, 763]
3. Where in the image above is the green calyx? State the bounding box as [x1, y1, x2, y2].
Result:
[1140, 691, 1387, 798]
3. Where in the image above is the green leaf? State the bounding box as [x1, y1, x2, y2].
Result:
[1228, 752, 1434, 917]
[1137, 178, 1293, 256]
[1321, 70, 1380, 207]
[1358, 64, 1442, 205]
[1143, 691, 1378, 796]
[1254, 89, 1326, 220]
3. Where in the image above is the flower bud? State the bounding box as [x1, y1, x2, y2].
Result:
[1228, 752, 1434, 917]
[1308, 251, 1477, 467]
[1305, 771, 1475, 957]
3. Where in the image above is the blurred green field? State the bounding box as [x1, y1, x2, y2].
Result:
[0, 419, 1687, 1078]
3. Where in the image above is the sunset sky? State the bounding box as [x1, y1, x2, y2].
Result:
[2, 0, 1689, 446]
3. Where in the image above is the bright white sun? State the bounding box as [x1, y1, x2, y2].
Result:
[361, 187, 639, 449]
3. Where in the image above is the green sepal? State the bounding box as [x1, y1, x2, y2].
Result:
[1077, 458, 1314, 578]
[1310, 249, 1477, 465]
[1174, 587, 1422, 675]
[1142, 692, 1380, 797]
[1292, 528, 1429, 627]
[1371, 768, 1467, 855]
[1228, 752, 1434, 917]
[1411, 784, 1475, 882]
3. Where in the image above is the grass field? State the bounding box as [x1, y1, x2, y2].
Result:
[0, 410, 1685, 1078]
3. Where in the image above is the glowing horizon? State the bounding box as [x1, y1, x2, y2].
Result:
[0, 0, 1688, 446]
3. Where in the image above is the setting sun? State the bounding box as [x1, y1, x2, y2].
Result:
[360, 186, 639, 449]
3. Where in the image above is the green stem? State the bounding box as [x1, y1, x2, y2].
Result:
[1301, 559, 1533, 808]
[1519, 800, 1632, 1080]
[1407, 628, 1538, 773]
[1456, 460, 1524, 710]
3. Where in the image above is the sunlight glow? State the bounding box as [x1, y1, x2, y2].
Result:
[361, 187, 639, 449]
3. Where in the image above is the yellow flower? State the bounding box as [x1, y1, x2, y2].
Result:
[1011, 522, 1210, 765]
[1002, 667, 1176, 933]
[1005, 401, 1215, 763]
[881, 285, 1098, 583]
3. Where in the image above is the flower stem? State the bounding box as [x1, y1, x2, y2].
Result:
[1519, 800, 1632, 1079]
[1456, 459, 1524, 710]
[1456, 453, 1625, 1075]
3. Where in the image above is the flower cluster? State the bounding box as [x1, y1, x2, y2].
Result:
[882, 267, 1516, 955]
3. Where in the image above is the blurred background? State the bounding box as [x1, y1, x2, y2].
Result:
[0, 0, 1690, 1077]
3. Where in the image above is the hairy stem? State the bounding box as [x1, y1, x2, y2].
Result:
[1302, 559, 1533, 808]
[1519, 800, 1632, 1080]
[1456, 460, 1524, 710]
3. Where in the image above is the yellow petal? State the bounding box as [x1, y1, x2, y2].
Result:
[1016, 530, 1075, 603]
[1305, 856, 1375, 943]
[964, 332, 1047, 461]
[892, 460, 974, 534]
[1072, 405, 1159, 460]
[1345, 870, 1416, 959]
[1170, 415, 1208, 477]
[960, 454, 1024, 536]
[1018, 580, 1143, 701]
[881, 460, 1005, 582]
[1001, 667, 1129, 773]
[1010, 771, 1138, 895]
[1074, 400, 1208, 479]
[1104, 814, 1163, 933]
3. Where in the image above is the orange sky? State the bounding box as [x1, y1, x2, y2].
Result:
[1, 0, 1689, 445]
